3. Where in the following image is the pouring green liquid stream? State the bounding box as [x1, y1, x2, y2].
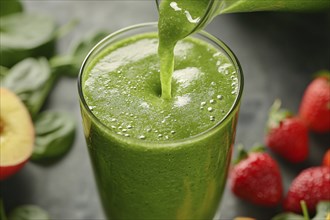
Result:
[158, 0, 329, 99]
[158, 0, 209, 99]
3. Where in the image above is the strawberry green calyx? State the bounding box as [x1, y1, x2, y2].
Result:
[267, 99, 292, 132]
[234, 144, 248, 165]
[272, 200, 330, 220]
[313, 70, 330, 81]
[234, 144, 266, 164]
[271, 201, 310, 220]
[300, 201, 310, 220]
[250, 145, 266, 153]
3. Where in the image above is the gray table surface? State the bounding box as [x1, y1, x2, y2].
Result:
[1, 1, 330, 219]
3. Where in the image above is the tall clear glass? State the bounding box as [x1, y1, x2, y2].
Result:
[78, 23, 243, 219]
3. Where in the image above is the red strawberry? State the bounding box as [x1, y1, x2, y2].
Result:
[230, 146, 283, 207]
[284, 166, 330, 213]
[265, 100, 309, 163]
[299, 72, 330, 133]
[323, 149, 330, 167]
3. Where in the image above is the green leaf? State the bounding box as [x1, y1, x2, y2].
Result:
[31, 111, 76, 163]
[312, 201, 330, 220]
[50, 31, 109, 77]
[53, 19, 79, 40]
[0, 13, 57, 67]
[2, 58, 56, 117]
[0, 199, 7, 220]
[0, 0, 23, 17]
[271, 213, 305, 220]
[49, 55, 76, 77]
[0, 66, 9, 80]
[8, 205, 50, 220]
[71, 31, 109, 65]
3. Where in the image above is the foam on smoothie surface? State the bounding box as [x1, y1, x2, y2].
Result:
[83, 34, 238, 141]
[82, 0, 239, 142]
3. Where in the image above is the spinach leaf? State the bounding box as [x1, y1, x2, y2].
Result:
[50, 31, 109, 77]
[53, 18, 79, 40]
[31, 111, 76, 163]
[49, 55, 76, 77]
[2, 58, 56, 117]
[8, 205, 50, 220]
[0, 66, 9, 80]
[0, 13, 56, 67]
[0, 0, 23, 17]
[312, 201, 330, 220]
[71, 31, 109, 68]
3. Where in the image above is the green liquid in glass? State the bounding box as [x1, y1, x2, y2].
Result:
[80, 1, 242, 219]
[81, 31, 241, 219]
[83, 34, 238, 141]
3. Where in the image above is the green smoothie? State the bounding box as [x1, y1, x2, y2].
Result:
[79, 23, 242, 219]
[79, 1, 242, 219]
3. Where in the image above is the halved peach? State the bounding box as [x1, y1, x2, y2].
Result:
[0, 88, 34, 180]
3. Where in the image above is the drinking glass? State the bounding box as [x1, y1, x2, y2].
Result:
[78, 22, 243, 219]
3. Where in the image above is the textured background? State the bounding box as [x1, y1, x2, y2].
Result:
[1, 1, 330, 219]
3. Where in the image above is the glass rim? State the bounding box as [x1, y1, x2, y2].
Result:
[77, 22, 244, 148]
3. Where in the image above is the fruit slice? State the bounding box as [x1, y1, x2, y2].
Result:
[0, 88, 34, 180]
